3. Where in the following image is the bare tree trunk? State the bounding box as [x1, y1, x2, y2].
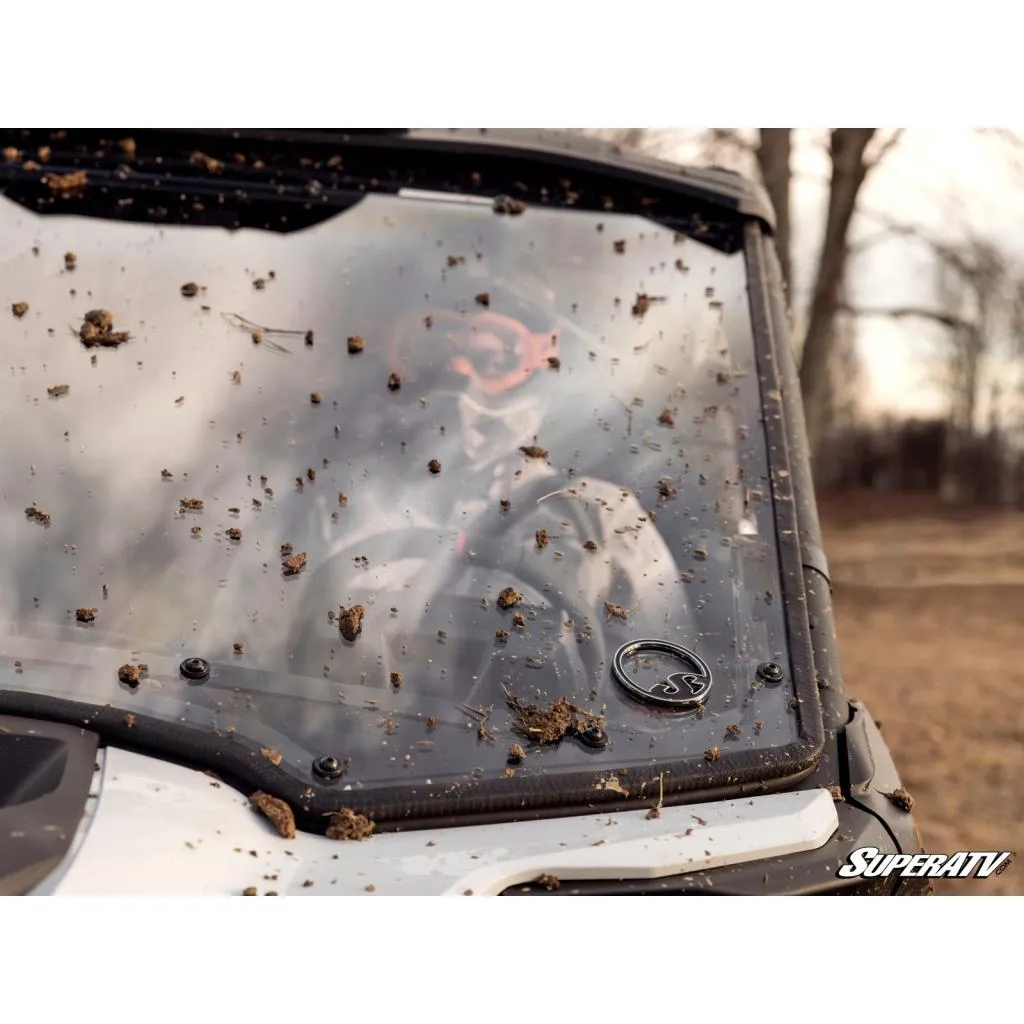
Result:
[756, 129, 793, 296]
[799, 129, 877, 456]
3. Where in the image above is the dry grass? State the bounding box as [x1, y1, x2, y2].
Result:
[821, 493, 1024, 895]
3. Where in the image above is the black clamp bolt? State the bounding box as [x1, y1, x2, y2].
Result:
[312, 755, 344, 780]
[179, 657, 211, 681]
[756, 661, 785, 684]
[578, 725, 609, 749]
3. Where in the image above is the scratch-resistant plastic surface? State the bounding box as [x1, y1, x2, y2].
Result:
[34, 747, 837, 896]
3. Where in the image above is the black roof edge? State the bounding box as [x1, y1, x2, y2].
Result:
[156, 128, 776, 233]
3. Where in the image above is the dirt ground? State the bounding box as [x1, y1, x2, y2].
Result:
[819, 492, 1023, 895]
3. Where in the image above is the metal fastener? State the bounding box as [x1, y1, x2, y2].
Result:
[179, 656, 210, 681]
[312, 755, 344, 780]
[756, 661, 784, 684]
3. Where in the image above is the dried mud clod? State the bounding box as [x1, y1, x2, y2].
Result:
[161, 469, 173, 479]
[535, 529, 549, 549]
[828, 785, 845, 802]
[260, 747, 283, 766]
[428, 458, 442, 475]
[347, 335, 365, 354]
[495, 629, 509, 640]
[726, 723, 742, 736]
[233, 642, 244, 654]
[613, 239, 626, 254]
[179, 497, 204, 511]
[493, 194, 526, 216]
[44, 382, 68, 398]
[310, 392, 322, 405]
[11, 302, 28, 318]
[280, 542, 294, 556]
[25, 505, 51, 527]
[704, 746, 721, 762]
[64, 251, 77, 270]
[512, 611, 526, 630]
[507, 743, 526, 764]
[117, 662, 148, 686]
[338, 604, 365, 642]
[536, 873, 561, 891]
[519, 444, 548, 460]
[658, 478, 677, 500]
[226, 527, 242, 541]
[506, 693, 605, 746]
[583, 540, 598, 552]
[387, 372, 402, 391]
[604, 602, 628, 621]
[390, 671, 404, 688]
[76, 607, 97, 623]
[79, 308, 130, 348]
[180, 282, 200, 298]
[325, 808, 375, 841]
[45, 170, 87, 194]
[250, 791, 296, 839]
[883, 787, 914, 813]
[474, 292, 490, 307]
[497, 587, 522, 610]
[657, 408, 675, 427]
[281, 552, 307, 578]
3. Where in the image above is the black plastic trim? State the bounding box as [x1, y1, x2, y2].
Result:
[0, 717, 98, 896]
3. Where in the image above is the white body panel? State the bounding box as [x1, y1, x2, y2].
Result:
[32, 748, 838, 896]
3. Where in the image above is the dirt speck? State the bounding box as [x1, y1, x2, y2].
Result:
[726, 723, 742, 736]
[44, 170, 87, 194]
[260, 747, 283, 767]
[390, 671, 404, 688]
[828, 785, 845, 802]
[512, 611, 526, 629]
[250, 791, 296, 839]
[506, 693, 604, 745]
[253, 277, 267, 290]
[535, 529, 549, 549]
[338, 604, 365, 641]
[519, 445, 548, 460]
[226, 528, 242, 541]
[123, 713, 137, 728]
[497, 587, 522, 610]
[310, 392, 322, 405]
[180, 282, 201, 298]
[242, 886, 258, 896]
[282, 551, 307, 576]
[117, 663, 148, 686]
[474, 292, 490, 307]
[536, 873, 561, 890]
[613, 240, 626, 254]
[604, 602, 628, 621]
[883, 787, 914, 813]
[704, 746, 721, 762]
[387, 372, 402, 391]
[507, 743, 526, 764]
[79, 309, 130, 348]
[233, 642, 244, 654]
[658, 408, 675, 427]
[428, 458, 442, 475]
[64, 251, 77, 270]
[347, 335, 364, 354]
[583, 540, 598, 552]
[11, 302, 28, 318]
[493, 195, 526, 215]
[25, 505, 51, 527]
[75, 607, 97, 623]
[305, 330, 314, 345]
[365, 884, 376, 892]
[179, 497, 204, 511]
[426, 716, 439, 729]
[325, 808, 375, 841]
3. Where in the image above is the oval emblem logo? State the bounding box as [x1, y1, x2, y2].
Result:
[612, 639, 713, 708]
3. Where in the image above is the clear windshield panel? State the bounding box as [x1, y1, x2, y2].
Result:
[0, 192, 797, 792]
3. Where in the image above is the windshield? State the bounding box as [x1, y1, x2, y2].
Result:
[0, 190, 798, 811]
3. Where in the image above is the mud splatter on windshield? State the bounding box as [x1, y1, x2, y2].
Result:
[0, 190, 795, 797]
